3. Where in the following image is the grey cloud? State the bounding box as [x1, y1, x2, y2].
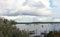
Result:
[23, 0, 45, 8]
[23, 0, 28, 6]
[0, 9, 51, 16]
[32, 2, 45, 8]
[5, 10, 41, 16]
[0, 0, 50, 16]
[29, 1, 45, 8]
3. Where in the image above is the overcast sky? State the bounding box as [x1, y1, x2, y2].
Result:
[0, 0, 60, 22]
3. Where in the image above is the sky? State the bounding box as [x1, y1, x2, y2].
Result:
[0, 0, 60, 22]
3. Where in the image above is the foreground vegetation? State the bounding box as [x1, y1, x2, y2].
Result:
[44, 31, 60, 37]
[0, 17, 29, 37]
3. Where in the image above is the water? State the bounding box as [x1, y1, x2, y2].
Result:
[16, 24, 60, 37]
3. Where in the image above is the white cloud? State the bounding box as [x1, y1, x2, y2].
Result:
[0, 0, 52, 16]
[0, 0, 60, 22]
[38, 17, 48, 21]
[54, 0, 60, 7]
[53, 19, 60, 22]
[1, 15, 60, 22]
[0, 15, 52, 22]
[50, 0, 60, 17]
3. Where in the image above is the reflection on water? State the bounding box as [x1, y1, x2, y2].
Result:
[16, 24, 60, 37]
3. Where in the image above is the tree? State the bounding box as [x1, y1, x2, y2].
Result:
[0, 17, 29, 37]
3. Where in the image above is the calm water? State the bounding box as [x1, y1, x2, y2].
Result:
[16, 24, 60, 31]
[16, 24, 60, 37]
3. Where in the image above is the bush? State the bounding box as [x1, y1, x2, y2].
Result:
[44, 31, 60, 37]
[0, 18, 29, 37]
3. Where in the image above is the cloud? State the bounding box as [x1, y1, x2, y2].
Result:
[54, 0, 60, 7]
[0, 0, 52, 16]
[0, 0, 60, 22]
[53, 19, 60, 22]
[1, 15, 60, 22]
[23, 0, 45, 8]
[0, 0, 15, 9]
[50, 0, 60, 17]
[1, 16, 52, 22]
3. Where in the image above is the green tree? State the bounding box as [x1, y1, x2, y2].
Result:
[0, 17, 29, 37]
